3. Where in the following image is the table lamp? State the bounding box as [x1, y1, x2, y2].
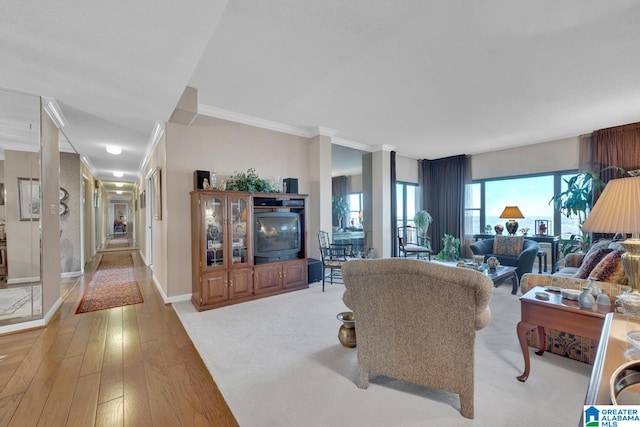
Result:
[500, 206, 525, 236]
[581, 175, 640, 292]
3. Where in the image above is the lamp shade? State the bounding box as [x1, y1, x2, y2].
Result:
[581, 176, 640, 234]
[499, 206, 525, 219]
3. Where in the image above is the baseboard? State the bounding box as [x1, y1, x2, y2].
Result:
[7, 276, 40, 285]
[61, 271, 82, 279]
[150, 273, 190, 304]
[0, 318, 46, 335]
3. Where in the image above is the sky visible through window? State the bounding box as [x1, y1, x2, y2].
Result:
[474, 173, 580, 237]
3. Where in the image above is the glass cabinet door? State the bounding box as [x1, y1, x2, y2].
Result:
[228, 195, 250, 266]
[204, 195, 224, 267]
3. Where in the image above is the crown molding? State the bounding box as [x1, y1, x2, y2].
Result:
[82, 155, 97, 176]
[195, 104, 400, 156]
[42, 97, 67, 128]
[369, 144, 396, 152]
[332, 137, 375, 152]
[137, 121, 164, 176]
[198, 104, 313, 138]
[313, 126, 338, 137]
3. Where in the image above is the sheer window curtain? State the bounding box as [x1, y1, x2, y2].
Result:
[419, 155, 471, 257]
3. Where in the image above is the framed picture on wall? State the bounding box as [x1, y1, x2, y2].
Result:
[152, 167, 162, 220]
[18, 177, 40, 221]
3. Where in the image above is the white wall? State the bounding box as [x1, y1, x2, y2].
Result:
[162, 120, 311, 298]
[396, 154, 419, 183]
[472, 137, 579, 180]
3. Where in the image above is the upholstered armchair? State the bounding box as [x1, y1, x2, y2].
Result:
[469, 236, 539, 281]
[342, 258, 493, 419]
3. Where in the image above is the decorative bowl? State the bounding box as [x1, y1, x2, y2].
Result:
[610, 360, 640, 404]
[561, 288, 581, 301]
[627, 331, 640, 350]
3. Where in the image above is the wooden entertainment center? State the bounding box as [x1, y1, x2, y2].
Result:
[190, 190, 309, 311]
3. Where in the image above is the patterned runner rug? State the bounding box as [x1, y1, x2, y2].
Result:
[76, 252, 143, 314]
[107, 237, 130, 248]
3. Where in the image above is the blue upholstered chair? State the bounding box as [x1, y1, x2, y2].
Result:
[470, 237, 539, 281]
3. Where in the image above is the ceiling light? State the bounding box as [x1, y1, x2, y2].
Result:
[113, 171, 123, 178]
[115, 183, 124, 187]
[116, 191, 123, 195]
[106, 146, 122, 155]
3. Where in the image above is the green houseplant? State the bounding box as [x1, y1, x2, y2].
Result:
[437, 234, 460, 262]
[549, 166, 625, 258]
[226, 168, 274, 192]
[413, 210, 433, 246]
[332, 195, 350, 230]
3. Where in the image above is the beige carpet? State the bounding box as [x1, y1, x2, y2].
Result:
[173, 280, 592, 426]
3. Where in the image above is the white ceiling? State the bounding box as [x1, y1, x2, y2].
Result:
[3, 1, 640, 184]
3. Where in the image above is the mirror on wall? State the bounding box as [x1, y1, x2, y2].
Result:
[0, 88, 43, 325]
[59, 133, 83, 299]
[331, 144, 368, 254]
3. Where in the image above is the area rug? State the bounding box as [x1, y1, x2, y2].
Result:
[173, 279, 592, 427]
[107, 237, 130, 249]
[76, 252, 143, 313]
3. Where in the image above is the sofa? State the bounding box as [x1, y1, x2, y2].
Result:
[342, 258, 493, 419]
[520, 239, 630, 363]
[469, 236, 539, 281]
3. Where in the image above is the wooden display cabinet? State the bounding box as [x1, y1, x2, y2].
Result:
[191, 190, 308, 311]
[253, 258, 307, 295]
[191, 191, 252, 310]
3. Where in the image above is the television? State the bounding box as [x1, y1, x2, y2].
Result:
[254, 212, 301, 264]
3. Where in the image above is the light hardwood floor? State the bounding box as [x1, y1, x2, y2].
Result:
[0, 251, 238, 427]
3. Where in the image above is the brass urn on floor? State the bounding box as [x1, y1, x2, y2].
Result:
[337, 311, 356, 348]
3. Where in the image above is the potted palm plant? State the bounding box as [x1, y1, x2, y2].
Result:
[413, 210, 433, 246]
[332, 195, 350, 231]
[549, 166, 625, 258]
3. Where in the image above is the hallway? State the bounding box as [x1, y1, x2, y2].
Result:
[0, 251, 237, 426]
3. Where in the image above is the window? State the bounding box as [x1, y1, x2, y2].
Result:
[347, 193, 363, 228]
[469, 171, 579, 238]
[396, 182, 419, 229]
[465, 182, 482, 234]
[485, 175, 554, 235]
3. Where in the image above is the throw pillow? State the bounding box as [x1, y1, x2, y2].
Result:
[584, 239, 612, 259]
[589, 249, 626, 284]
[573, 247, 614, 279]
[492, 235, 524, 257]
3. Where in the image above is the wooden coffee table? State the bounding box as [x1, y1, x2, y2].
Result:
[516, 286, 614, 382]
[481, 265, 519, 294]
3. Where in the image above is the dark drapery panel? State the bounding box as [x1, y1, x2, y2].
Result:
[331, 176, 348, 227]
[591, 122, 640, 201]
[578, 133, 592, 173]
[390, 151, 398, 257]
[419, 155, 470, 256]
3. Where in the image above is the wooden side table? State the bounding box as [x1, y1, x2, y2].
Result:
[516, 286, 613, 382]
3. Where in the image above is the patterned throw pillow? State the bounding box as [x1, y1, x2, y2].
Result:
[589, 249, 626, 284]
[492, 236, 524, 257]
[584, 240, 612, 258]
[573, 247, 614, 279]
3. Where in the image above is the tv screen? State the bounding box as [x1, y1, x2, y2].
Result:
[254, 212, 300, 263]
